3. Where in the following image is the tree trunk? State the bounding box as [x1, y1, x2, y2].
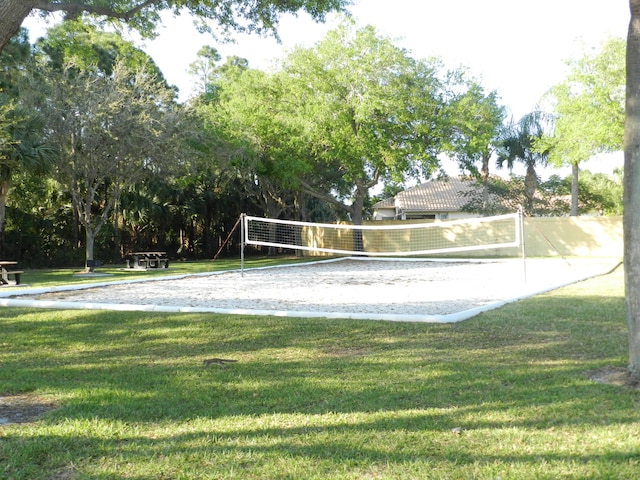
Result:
[524, 164, 538, 214]
[71, 185, 81, 248]
[85, 227, 96, 272]
[481, 151, 490, 214]
[294, 191, 304, 257]
[264, 193, 284, 256]
[571, 162, 579, 216]
[624, 0, 640, 377]
[0, 178, 8, 257]
[351, 201, 364, 225]
[351, 186, 366, 252]
[113, 198, 122, 258]
[203, 203, 212, 257]
[76, 188, 101, 272]
[0, 0, 33, 54]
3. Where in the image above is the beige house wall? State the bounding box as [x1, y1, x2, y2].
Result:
[301, 216, 623, 258]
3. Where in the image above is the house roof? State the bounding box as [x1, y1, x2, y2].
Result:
[374, 177, 478, 213]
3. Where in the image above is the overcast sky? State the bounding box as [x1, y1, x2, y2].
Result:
[25, 1, 629, 112]
[135, 1, 629, 115]
[24, 0, 629, 175]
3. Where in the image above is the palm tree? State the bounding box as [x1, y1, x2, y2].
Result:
[496, 111, 551, 215]
[0, 104, 56, 255]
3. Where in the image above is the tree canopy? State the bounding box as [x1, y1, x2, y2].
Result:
[544, 37, 625, 166]
[0, 0, 349, 54]
[24, 22, 187, 270]
[444, 81, 505, 213]
[496, 111, 551, 215]
[202, 22, 486, 225]
[0, 7, 627, 269]
[541, 37, 625, 215]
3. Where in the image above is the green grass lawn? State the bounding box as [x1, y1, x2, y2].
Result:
[0, 264, 636, 479]
[14, 256, 316, 288]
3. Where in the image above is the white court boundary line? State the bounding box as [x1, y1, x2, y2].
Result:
[0, 257, 621, 323]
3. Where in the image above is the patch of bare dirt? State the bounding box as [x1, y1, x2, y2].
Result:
[48, 466, 77, 479]
[323, 346, 370, 358]
[588, 366, 640, 389]
[0, 394, 57, 425]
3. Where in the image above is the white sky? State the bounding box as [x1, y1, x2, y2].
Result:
[23, 0, 629, 176]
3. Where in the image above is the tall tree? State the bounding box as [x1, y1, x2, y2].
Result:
[35, 19, 167, 78]
[0, 0, 348, 54]
[188, 46, 222, 97]
[0, 28, 32, 95]
[446, 81, 506, 214]
[578, 169, 624, 215]
[542, 37, 625, 216]
[213, 67, 307, 219]
[496, 111, 551, 215]
[25, 21, 186, 266]
[0, 28, 57, 255]
[30, 54, 184, 270]
[276, 22, 457, 225]
[0, 103, 56, 255]
[625, 0, 640, 378]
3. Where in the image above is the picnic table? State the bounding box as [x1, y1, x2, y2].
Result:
[0, 261, 23, 285]
[128, 251, 169, 269]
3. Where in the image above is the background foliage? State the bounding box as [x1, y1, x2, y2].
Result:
[0, 22, 624, 268]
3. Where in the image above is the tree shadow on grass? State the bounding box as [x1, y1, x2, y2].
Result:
[5, 410, 639, 479]
[0, 291, 631, 422]
[0, 286, 636, 478]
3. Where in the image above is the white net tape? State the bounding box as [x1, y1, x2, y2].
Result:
[243, 212, 521, 257]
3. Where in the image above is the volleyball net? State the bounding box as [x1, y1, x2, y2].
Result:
[242, 212, 523, 258]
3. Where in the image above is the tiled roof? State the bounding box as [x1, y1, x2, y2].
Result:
[373, 196, 395, 209]
[374, 177, 478, 213]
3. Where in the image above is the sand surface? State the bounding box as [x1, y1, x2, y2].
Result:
[22, 257, 618, 321]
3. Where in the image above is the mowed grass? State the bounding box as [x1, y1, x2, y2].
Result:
[15, 256, 314, 288]
[0, 265, 637, 479]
